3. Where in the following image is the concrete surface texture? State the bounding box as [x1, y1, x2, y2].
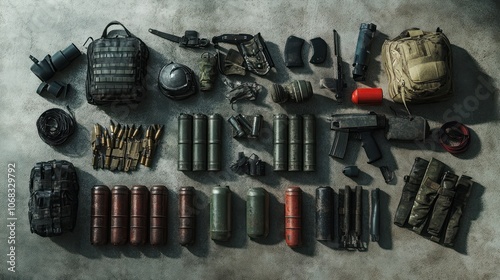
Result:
[0, 0, 499, 279]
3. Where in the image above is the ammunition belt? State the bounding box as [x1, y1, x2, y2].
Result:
[438, 121, 470, 154]
[36, 108, 76, 146]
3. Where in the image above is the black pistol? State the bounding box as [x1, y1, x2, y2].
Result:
[329, 112, 386, 163]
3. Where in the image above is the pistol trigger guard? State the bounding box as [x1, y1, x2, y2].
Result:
[309, 37, 327, 64]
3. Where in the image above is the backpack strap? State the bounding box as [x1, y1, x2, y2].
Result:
[102, 21, 133, 38]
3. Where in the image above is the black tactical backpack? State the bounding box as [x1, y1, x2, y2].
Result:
[29, 160, 79, 237]
[86, 21, 149, 105]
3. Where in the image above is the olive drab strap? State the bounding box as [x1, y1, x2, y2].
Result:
[86, 21, 149, 105]
[29, 160, 79, 237]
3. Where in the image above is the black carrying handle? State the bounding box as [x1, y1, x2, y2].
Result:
[102, 21, 133, 38]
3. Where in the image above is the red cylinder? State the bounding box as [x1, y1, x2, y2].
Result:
[91, 185, 110, 245]
[150, 185, 168, 246]
[285, 186, 302, 247]
[130, 185, 149, 245]
[110, 185, 130, 245]
[351, 88, 383, 105]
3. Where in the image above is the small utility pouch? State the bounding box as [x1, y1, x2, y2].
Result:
[86, 21, 149, 105]
[385, 116, 430, 141]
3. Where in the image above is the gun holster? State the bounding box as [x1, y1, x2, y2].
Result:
[213, 33, 275, 76]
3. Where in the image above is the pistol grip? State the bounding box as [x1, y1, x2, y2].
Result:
[360, 131, 381, 163]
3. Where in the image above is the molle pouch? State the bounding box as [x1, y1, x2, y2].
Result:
[443, 175, 473, 247]
[394, 157, 429, 227]
[237, 33, 275, 76]
[86, 21, 149, 105]
[427, 172, 459, 241]
[385, 116, 430, 141]
[408, 158, 445, 231]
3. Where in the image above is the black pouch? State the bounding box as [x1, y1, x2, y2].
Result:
[86, 21, 149, 105]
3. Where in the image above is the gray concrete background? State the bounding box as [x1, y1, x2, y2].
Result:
[1, 0, 499, 279]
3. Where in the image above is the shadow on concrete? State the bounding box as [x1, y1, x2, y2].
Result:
[454, 181, 485, 255]
[264, 41, 290, 84]
[377, 189, 393, 250]
[51, 170, 103, 259]
[251, 192, 282, 245]
[408, 45, 498, 125]
[186, 189, 210, 257]
[53, 123, 89, 158]
[291, 190, 315, 256]
[360, 32, 389, 88]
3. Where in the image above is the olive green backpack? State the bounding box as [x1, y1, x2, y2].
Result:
[382, 28, 453, 106]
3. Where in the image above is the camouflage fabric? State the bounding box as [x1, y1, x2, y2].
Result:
[382, 28, 453, 105]
[393, 157, 429, 227]
[408, 158, 445, 232]
[427, 172, 459, 241]
[199, 53, 218, 91]
[443, 176, 473, 247]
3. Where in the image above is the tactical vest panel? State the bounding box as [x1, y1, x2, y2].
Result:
[86, 21, 149, 105]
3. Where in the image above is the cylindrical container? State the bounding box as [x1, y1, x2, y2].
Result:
[192, 114, 208, 171]
[316, 186, 334, 241]
[250, 114, 263, 138]
[303, 114, 316, 171]
[130, 185, 149, 245]
[236, 114, 252, 133]
[207, 114, 222, 171]
[273, 114, 288, 171]
[246, 188, 269, 239]
[110, 185, 130, 245]
[288, 114, 303, 171]
[285, 186, 302, 247]
[228, 115, 246, 138]
[150, 185, 168, 246]
[91, 185, 110, 245]
[178, 114, 193, 171]
[351, 88, 383, 105]
[179, 187, 196, 246]
[210, 186, 232, 241]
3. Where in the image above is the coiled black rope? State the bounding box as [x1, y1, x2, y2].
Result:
[36, 108, 76, 146]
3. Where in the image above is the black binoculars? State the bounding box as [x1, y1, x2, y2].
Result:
[29, 43, 81, 82]
[29, 43, 81, 97]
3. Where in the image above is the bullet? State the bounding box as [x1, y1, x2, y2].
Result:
[247, 187, 269, 239]
[303, 114, 316, 171]
[150, 185, 168, 246]
[110, 185, 130, 245]
[273, 114, 288, 171]
[288, 114, 303, 171]
[193, 114, 208, 171]
[207, 114, 222, 171]
[91, 185, 110, 245]
[130, 185, 149, 245]
[179, 187, 196, 246]
[316, 186, 334, 241]
[178, 114, 193, 171]
[285, 186, 302, 247]
[210, 186, 231, 241]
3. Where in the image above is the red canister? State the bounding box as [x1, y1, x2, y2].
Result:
[351, 88, 383, 105]
[285, 186, 302, 247]
[150, 185, 168, 246]
[130, 185, 149, 245]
